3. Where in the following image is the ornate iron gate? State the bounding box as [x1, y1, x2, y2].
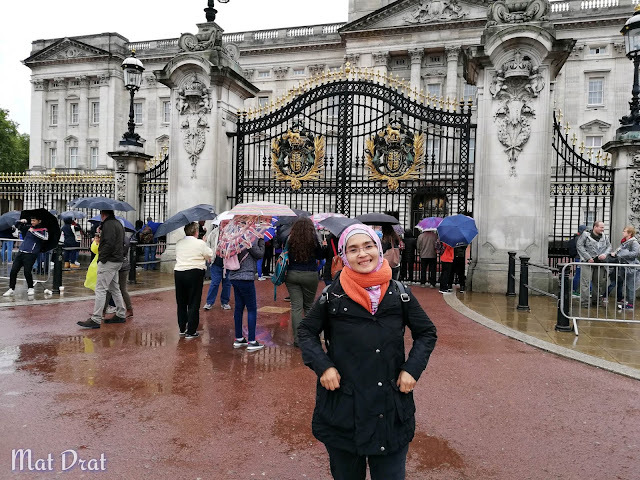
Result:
[140, 155, 169, 223]
[234, 71, 476, 227]
[549, 112, 614, 264]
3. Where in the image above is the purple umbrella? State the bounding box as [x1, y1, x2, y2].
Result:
[416, 217, 443, 232]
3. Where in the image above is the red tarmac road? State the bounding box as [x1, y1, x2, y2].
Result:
[0, 282, 638, 479]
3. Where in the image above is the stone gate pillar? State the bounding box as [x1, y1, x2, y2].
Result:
[154, 22, 258, 262]
[603, 141, 640, 239]
[108, 146, 152, 225]
[465, 0, 574, 292]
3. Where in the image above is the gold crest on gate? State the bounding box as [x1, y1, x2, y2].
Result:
[365, 121, 424, 191]
[271, 123, 325, 190]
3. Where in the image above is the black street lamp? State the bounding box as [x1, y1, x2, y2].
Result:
[619, 6, 640, 133]
[204, 0, 229, 22]
[120, 51, 145, 147]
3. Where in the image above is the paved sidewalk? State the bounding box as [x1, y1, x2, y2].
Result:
[0, 273, 638, 479]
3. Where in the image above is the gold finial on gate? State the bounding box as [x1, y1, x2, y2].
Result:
[587, 147, 593, 159]
[439, 96, 445, 109]
[595, 150, 603, 164]
[557, 109, 563, 122]
[570, 132, 577, 145]
[445, 96, 451, 111]
[578, 141, 585, 155]
[564, 122, 571, 136]
[344, 61, 351, 75]
[605, 153, 611, 165]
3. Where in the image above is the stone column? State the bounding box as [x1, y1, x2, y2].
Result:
[409, 48, 424, 92]
[372, 51, 389, 77]
[465, 2, 574, 292]
[108, 147, 153, 225]
[77, 76, 89, 169]
[602, 141, 640, 238]
[56, 79, 67, 168]
[98, 74, 111, 169]
[29, 79, 46, 171]
[445, 46, 460, 102]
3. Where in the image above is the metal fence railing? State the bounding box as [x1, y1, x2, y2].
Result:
[559, 262, 639, 335]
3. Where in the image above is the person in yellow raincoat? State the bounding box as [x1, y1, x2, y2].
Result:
[84, 233, 100, 291]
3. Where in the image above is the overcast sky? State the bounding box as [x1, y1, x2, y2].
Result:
[0, 0, 348, 134]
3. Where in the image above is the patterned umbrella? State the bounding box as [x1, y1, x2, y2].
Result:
[228, 201, 296, 217]
[216, 215, 273, 258]
[416, 216, 443, 232]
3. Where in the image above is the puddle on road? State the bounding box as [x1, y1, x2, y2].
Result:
[409, 431, 464, 471]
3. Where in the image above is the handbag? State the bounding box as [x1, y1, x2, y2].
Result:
[271, 240, 289, 299]
[330, 239, 343, 278]
[383, 241, 400, 268]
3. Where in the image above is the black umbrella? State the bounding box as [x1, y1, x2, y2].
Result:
[0, 211, 21, 231]
[356, 213, 400, 225]
[20, 208, 61, 253]
[154, 204, 217, 238]
[70, 196, 135, 212]
[318, 217, 360, 237]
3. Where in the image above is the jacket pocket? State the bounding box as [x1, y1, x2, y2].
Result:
[391, 382, 416, 423]
[316, 383, 355, 430]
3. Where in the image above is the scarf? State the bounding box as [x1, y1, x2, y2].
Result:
[338, 224, 392, 314]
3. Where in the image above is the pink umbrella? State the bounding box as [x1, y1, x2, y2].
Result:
[228, 201, 296, 217]
[416, 216, 443, 232]
[216, 215, 273, 258]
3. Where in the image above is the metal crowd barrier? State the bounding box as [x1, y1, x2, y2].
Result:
[559, 262, 639, 335]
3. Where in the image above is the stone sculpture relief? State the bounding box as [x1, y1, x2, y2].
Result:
[405, 0, 466, 23]
[629, 154, 640, 230]
[178, 24, 223, 52]
[489, 50, 545, 176]
[487, 0, 548, 26]
[176, 75, 212, 179]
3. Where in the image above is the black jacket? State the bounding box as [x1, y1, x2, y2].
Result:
[99, 215, 124, 264]
[298, 280, 437, 456]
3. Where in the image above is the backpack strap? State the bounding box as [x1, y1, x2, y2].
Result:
[392, 279, 411, 327]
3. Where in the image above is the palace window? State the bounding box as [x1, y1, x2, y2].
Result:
[258, 71, 270, 79]
[90, 147, 99, 169]
[92, 79, 100, 86]
[585, 135, 603, 148]
[587, 77, 604, 106]
[463, 84, 477, 101]
[162, 101, 171, 123]
[589, 46, 606, 55]
[258, 96, 269, 108]
[70, 103, 79, 124]
[49, 147, 57, 166]
[426, 83, 442, 97]
[70, 80, 80, 87]
[293, 68, 305, 76]
[69, 147, 78, 168]
[91, 102, 100, 124]
[50, 104, 58, 126]
[134, 102, 143, 124]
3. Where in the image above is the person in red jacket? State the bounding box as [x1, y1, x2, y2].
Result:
[438, 242, 454, 294]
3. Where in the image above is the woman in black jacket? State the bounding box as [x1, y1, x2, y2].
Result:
[298, 224, 437, 480]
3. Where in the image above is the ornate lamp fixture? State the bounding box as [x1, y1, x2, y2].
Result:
[619, 6, 640, 133]
[204, 0, 229, 22]
[120, 51, 145, 147]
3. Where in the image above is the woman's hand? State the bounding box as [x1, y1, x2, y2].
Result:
[320, 367, 341, 391]
[397, 370, 416, 394]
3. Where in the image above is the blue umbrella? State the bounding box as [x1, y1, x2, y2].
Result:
[154, 204, 217, 238]
[70, 196, 135, 212]
[88, 215, 136, 232]
[59, 210, 86, 220]
[436, 214, 478, 248]
[0, 211, 21, 231]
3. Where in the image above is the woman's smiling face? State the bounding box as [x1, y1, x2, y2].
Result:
[345, 233, 379, 274]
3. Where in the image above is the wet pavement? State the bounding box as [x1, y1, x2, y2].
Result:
[1, 266, 639, 479]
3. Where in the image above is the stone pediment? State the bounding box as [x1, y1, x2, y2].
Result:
[24, 38, 112, 64]
[340, 0, 490, 33]
[579, 119, 611, 133]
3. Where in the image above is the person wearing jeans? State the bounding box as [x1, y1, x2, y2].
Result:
[204, 259, 231, 310]
[228, 236, 265, 351]
[0, 227, 14, 263]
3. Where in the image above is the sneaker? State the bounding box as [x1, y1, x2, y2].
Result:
[257, 276, 266, 281]
[179, 329, 187, 336]
[233, 337, 248, 348]
[185, 332, 200, 339]
[104, 316, 126, 324]
[74, 261, 81, 266]
[247, 340, 265, 352]
[459, 288, 465, 293]
[203, 303, 213, 311]
[105, 305, 117, 314]
[221, 304, 231, 310]
[284, 296, 291, 302]
[27, 288, 35, 296]
[126, 309, 133, 318]
[572, 291, 580, 298]
[77, 319, 101, 329]
[624, 303, 634, 310]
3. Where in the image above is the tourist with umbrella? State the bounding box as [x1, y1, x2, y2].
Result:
[3, 208, 60, 297]
[0, 210, 20, 264]
[77, 210, 128, 329]
[218, 214, 270, 351]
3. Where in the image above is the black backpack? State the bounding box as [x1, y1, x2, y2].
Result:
[566, 234, 579, 258]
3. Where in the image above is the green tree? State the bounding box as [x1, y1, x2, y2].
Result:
[0, 108, 29, 172]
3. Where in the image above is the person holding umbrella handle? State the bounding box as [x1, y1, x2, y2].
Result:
[3, 215, 48, 297]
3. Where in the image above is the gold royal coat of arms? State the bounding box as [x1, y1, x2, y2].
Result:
[365, 121, 424, 190]
[271, 124, 325, 190]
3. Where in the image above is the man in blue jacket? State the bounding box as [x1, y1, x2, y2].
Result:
[3, 215, 49, 297]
